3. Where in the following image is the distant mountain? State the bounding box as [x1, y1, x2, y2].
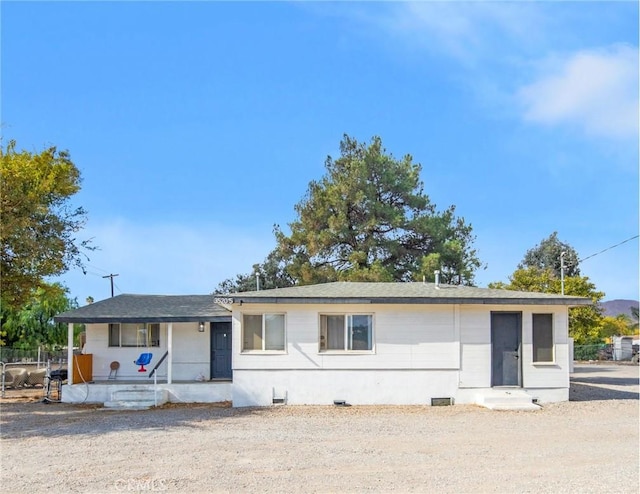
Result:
[600, 299, 639, 321]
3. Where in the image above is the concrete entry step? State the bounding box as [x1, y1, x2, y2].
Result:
[103, 400, 158, 410]
[103, 388, 168, 410]
[475, 389, 540, 411]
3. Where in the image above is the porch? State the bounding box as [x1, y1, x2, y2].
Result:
[65, 317, 232, 380]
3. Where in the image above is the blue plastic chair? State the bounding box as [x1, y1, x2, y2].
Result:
[134, 353, 153, 372]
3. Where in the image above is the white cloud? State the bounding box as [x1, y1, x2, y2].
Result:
[356, 2, 545, 65]
[518, 45, 639, 139]
[60, 218, 275, 300]
[333, 4, 638, 142]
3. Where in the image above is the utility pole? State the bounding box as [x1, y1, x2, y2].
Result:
[102, 274, 119, 297]
[560, 252, 565, 295]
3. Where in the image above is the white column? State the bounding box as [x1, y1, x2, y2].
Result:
[167, 323, 173, 384]
[568, 337, 574, 373]
[454, 305, 461, 369]
[67, 323, 74, 385]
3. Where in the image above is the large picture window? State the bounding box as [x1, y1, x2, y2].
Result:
[108, 323, 160, 347]
[242, 314, 285, 351]
[319, 314, 373, 352]
[532, 314, 554, 362]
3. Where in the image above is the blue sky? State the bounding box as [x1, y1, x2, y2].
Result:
[2, 1, 638, 302]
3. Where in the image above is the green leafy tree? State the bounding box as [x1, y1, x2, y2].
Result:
[0, 283, 80, 349]
[217, 135, 481, 293]
[519, 232, 580, 278]
[624, 306, 639, 334]
[276, 135, 481, 286]
[1, 140, 93, 309]
[598, 315, 634, 340]
[217, 246, 295, 293]
[489, 267, 604, 345]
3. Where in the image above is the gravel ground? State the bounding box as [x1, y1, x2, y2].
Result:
[1, 363, 638, 494]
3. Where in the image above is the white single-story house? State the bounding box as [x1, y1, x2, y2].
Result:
[54, 281, 590, 409]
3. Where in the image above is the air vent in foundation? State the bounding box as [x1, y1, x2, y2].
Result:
[431, 397, 453, 406]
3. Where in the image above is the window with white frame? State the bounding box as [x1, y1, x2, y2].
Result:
[242, 314, 285, 351]
[532, 314, 554, 362]
[319, 314, 373, 352]
[108, 323, 160, 347]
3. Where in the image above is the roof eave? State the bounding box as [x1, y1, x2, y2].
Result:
[231, 296, 592, 306]
[54, 315, 231, 324]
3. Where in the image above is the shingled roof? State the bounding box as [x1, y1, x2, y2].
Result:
[54, 282, 591, 323]
[228, 281, 591, 306]
[54, 294, 230, 323]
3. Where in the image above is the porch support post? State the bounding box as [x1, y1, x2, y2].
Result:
[167, 323, 173, 384]
[67, 323, 74, 385]
[454, 305, 461, 369]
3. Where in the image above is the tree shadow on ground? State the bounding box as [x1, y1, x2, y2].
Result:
[0, 401, 274, 440]
[571, 375, 638, 387]
[569, 364, 638, 401]
[569, 382, 638, 401]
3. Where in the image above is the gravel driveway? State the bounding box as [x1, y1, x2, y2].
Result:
[1, 363, 638, 493]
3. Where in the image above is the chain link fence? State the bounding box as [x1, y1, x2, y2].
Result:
[1, 347, 68, 398]
[573, 343, 610, 361]
[0, 347, 67, 364]
[574, 343, 639, 362]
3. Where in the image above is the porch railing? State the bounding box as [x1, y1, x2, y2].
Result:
[149, 351, 169, 379]
[149, 351, 168, 407]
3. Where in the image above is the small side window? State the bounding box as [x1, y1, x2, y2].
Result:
[108, 323, 120, 347]
[533, 314, 553, 362]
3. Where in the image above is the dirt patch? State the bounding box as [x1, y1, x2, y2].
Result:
[157, 400, 232, 410]
[0, 387, 45, 403]
[1, 364, 638, 493]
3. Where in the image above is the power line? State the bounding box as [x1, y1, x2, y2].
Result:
[84, 269, 106, 277]
[102, 273, 119, 297]
[86, 263, 112, 274]
[113, 281, 124, 295]
[561, 235, 638, 294]
[578, 235, 639, 264]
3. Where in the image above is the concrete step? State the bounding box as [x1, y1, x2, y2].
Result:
[104, 388, 168, 410]
[103, 400, 158, 410]
[483, 403, 541, 411]
[475, 389, 540, 411]
[111, 388, 167, 401]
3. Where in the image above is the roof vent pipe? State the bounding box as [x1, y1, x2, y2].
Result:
[434, 270, 440, 289]
[256, 274, 260, 291]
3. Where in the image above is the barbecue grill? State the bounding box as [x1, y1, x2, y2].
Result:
[43, 369, 68, 403]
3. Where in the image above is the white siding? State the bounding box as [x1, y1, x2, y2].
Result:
[522, 309, 570, 389]
[232, 369, 459, 407]
[233, 304, 459, 371]
[458, 305, 570, 391]
[171, 322, 210, 381]
[232, 303, 461, 406]
[458, 307, 492, 388]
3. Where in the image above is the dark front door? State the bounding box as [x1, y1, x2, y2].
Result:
[210, 322, 232, 379]
[491, 312, 522, 387]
